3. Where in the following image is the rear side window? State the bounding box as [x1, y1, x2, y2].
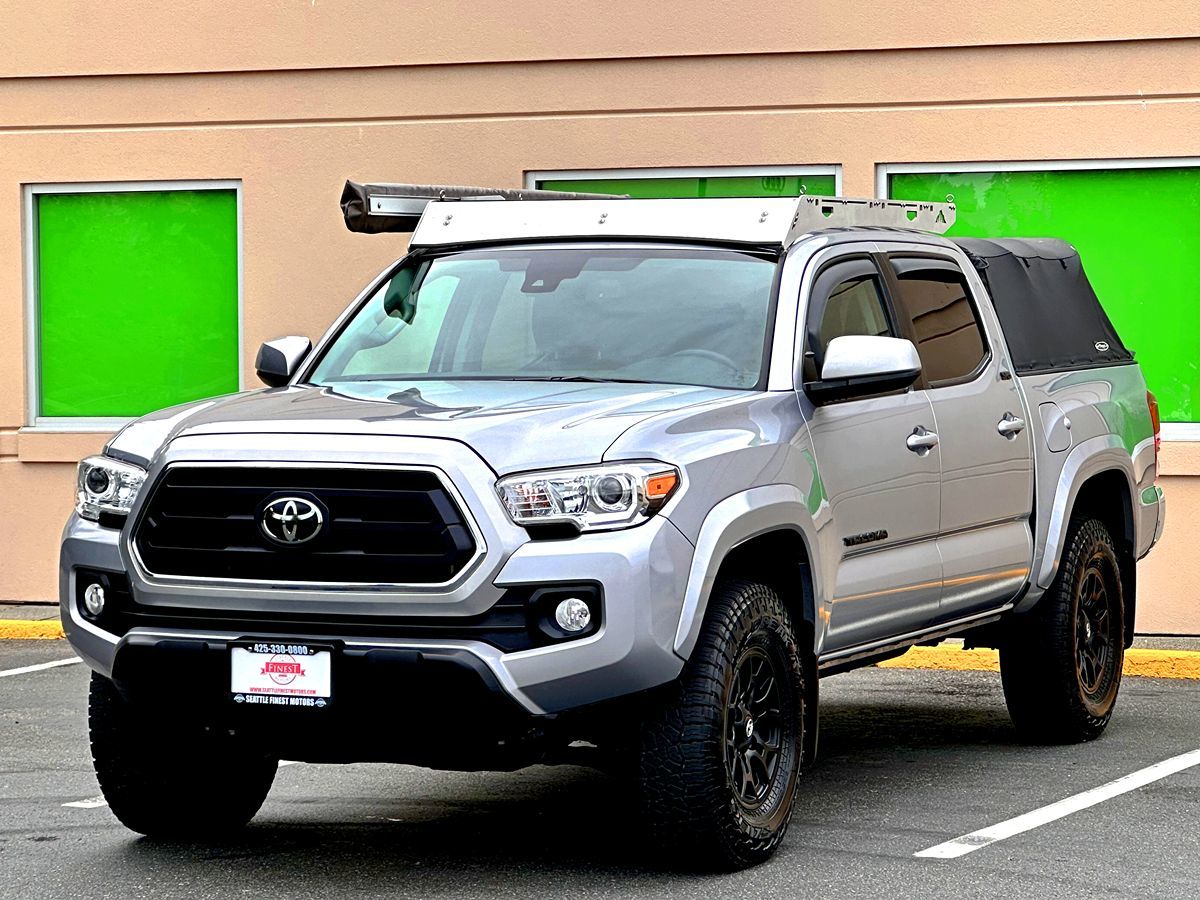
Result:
[893, 264, 987, 384]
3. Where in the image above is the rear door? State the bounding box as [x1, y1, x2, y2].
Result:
[880, 245, 1035, 621]
[801, 251, 943, 652]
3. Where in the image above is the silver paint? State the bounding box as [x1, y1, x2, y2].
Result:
[63, 224, 1164, 715]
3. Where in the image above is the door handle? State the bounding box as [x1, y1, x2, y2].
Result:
[997, 412, 1026, 439]
[906, 426, 939, 455]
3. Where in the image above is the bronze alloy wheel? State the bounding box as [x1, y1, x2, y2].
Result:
[1000, 517, 1125, 744]
[1075, 553, 1117, 699]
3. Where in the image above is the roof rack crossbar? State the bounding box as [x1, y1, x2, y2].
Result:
[787, 196, 957, 238]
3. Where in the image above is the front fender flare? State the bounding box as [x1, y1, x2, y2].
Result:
[671, 484, 822, 660]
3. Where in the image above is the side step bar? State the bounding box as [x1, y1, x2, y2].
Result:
[816, 605, 1013, 676]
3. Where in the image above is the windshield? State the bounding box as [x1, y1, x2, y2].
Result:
[308, 247, 778, 390]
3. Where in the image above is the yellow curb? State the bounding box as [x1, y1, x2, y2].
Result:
[878, 645, 1200, 679]
[878, 646, 1001, 673]
[0, 619, 65, 640]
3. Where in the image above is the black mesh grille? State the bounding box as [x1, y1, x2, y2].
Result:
[112, 591, 538, 652]
[134, 466, 477, 584]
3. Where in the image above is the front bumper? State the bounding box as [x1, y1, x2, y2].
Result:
[61, 507, 695, 717]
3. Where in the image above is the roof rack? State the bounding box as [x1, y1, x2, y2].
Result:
[340, 180, 626, 234]
[786, 196, 956, 238]
[340, 180, 958, 243]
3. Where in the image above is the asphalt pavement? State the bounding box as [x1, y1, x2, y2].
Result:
[2, 639, 1198, 900]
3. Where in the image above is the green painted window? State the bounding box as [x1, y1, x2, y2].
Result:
[35, 188, 239, 419]
[536, 173, 837, 199]
[888, 168, 1200, 422]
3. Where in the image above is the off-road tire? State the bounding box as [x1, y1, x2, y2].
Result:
[89, 673, 278, 837]
[639, 579, 807, 870]
[1000, 517, 1125, 743]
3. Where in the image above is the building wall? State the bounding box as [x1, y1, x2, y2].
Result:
[2, 2, 1199, 631]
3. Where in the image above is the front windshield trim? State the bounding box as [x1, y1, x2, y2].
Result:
[299, 242, 785, 392]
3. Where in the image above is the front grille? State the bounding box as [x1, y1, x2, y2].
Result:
[134, 466, 478, 585]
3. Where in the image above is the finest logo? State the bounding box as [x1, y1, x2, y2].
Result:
[260, 496, 324, 545]
[261, 654, 305, 686]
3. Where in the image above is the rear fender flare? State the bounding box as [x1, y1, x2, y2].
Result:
[1030, 434, 1137, 598]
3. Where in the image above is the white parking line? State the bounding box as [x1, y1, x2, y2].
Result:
[61, 761, 303, 810]
[0, 657, 81, 679]
[62, 796, 107, 809]
[916, 747, 1200, 859]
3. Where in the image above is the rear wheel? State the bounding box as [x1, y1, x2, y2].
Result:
[89, 673, 277, 837]
[1000, 518, 1125, 743]
[639, 579, 808, 870]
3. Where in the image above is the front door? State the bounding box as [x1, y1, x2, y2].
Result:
[882, 247, 1035, 621]
[801, 254, 943, 653]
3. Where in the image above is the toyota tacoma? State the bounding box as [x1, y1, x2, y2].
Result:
[62, 184, 1164, 868]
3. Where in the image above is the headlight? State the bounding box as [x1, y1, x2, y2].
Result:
[496, 462, 680, 533]
[76, 456, 147, 521]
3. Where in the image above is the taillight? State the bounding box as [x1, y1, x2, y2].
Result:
[1147, 390, 1161, 463]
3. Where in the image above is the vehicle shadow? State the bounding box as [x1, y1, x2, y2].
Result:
[96, 672, 1025, 895]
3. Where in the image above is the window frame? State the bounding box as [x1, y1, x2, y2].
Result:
[22, 179, 244, 431]
[875, 156, 1200, 439]
[525, 164, 843, 196]
[882, 254, 992, 390]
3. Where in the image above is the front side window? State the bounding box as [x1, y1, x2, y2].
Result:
[310, 248, 778, 390]
[817, 276, 892, 354]
[804, 264, 895, 381]
[893, 265, 987, 384]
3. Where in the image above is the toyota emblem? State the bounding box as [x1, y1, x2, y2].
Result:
[260, 496, 324, 546]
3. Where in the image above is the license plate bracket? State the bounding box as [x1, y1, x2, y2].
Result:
[230, 641, 333, 709]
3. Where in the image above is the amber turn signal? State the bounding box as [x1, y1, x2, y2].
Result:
[645, 472, 679, 501]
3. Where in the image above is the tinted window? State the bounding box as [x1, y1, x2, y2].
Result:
[817, 275, 892, 361]
[895, 267, 987, 383]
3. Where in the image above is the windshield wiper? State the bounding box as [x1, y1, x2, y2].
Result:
[523, 375, 656, 384]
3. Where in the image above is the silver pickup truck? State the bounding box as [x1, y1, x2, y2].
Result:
[62, 186, 1164, 869]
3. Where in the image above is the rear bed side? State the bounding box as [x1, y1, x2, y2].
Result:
[1016, 365, 1162, 635]
[952, 237, 1164, 638]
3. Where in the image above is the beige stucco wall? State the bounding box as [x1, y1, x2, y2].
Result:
[1, 3, 1198, 631]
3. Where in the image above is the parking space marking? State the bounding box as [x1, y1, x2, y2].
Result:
[0, 656, 81, 679]
[62, 796, 107, 809]
[916, 747, 1200, 859]
[60, 762, 303, 810]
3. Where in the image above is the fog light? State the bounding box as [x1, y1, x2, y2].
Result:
[83, 583, 106, 618]
[554, 597, 592, 633]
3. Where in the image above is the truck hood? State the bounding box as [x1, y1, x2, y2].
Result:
[107, 380, 750, 474]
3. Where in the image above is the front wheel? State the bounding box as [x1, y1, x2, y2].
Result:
[89, 673, 278, 837]
[639, 580, 809, 870]
[1000, 517, 1125, 743]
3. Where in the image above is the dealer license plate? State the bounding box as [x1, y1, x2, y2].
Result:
[230, 642, 332, 709]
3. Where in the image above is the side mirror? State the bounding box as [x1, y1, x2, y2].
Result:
[255, 336, 312, 387]
[806, 335, 921, 405]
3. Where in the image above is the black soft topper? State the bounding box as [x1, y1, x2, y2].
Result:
[952, 237, 1133, 375]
